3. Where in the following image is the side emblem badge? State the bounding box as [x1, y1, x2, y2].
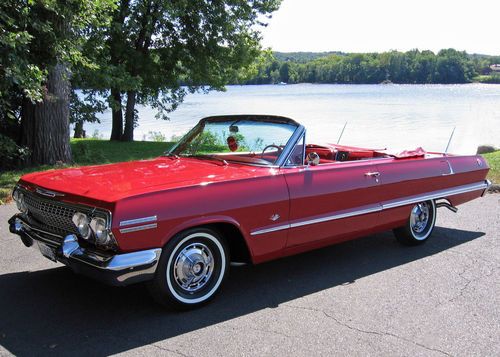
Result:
[270, 214, 280, 221]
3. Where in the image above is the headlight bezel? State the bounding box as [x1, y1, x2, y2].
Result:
[72, 211, 116, 249]
[72, 212, 92, 240]
[90, 216, 111, 245]
[12, 188, 19, 202]
[12, 188, 27, 213]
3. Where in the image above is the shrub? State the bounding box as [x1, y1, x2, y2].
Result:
[148, 131, 166, 142]
[477, 145, 497, 154]
[91, 129, 103, 139]
[0, 134, 30, 170]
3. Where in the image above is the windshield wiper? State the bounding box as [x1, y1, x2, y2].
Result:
[184, 154, 228, 166]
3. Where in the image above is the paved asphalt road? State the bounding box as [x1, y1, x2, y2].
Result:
[0, 194, 498, 357]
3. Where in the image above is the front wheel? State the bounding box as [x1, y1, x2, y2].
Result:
[393, 200, 436, 246]
[148, 227, 229, 309]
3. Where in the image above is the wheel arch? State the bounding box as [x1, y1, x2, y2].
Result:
[161, 216, 254, 264]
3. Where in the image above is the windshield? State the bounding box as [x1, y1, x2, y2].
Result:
[168, 118, 299, 166]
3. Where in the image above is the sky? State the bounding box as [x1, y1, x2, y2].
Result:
[260, 0, 500, 55]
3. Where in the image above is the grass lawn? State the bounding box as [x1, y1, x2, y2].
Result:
[1, 141, 499, 204]
[483, 151, 500, 184]
[473, 75, 500, 84]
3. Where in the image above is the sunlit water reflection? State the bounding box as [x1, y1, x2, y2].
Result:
[80, 84, 500, 155]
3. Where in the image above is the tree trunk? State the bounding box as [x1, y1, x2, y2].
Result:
[21, 62, 72, 165]
[108, 0, 129, 141]
[110, 88, 123, 140]
[73, 121, 85, 138]
[20, 98, 35, 150]
[121, 90, 136, 141]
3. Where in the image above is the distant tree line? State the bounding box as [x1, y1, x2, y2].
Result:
[237, 49, 500, 85]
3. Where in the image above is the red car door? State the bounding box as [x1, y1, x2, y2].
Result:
[374, 158, 454, 227]
[283, 160, 383, 248]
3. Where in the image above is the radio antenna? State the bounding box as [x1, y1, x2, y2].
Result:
[337, 122, 348, 144]
[444, 127, 456, 155]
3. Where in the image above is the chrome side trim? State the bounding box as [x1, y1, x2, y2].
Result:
[251, 224, 291, 236]
[250, 180, 489, 237]
[119, 223, 158, 234]
[381, 181, 488, 210]
[119, 215, 157, 227]
[251, 205, 381, 236]
[289, 205, 382, 229]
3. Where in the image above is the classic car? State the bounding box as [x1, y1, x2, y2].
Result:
[8, 115, 491, 309]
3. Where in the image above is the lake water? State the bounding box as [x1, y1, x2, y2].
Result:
[82, 84, 500, 155]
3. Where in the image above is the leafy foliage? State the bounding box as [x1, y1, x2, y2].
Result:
[70, 91, 106, 125]
[147, 131, 166, 142]
[0, 0, 115, 106]
[474, 73, 500, 84]
[0, 0, 116, 163]
[238, 49, 500, 84]
[0, 134, 30, 170]
[78, 0, 282, 141]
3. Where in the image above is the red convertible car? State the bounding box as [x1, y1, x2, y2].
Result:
[8, 115, 491, 309]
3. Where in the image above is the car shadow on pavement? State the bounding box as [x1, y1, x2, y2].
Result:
[0, 226, 484, 356]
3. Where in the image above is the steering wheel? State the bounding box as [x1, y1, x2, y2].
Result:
[261, 144, 282, 158]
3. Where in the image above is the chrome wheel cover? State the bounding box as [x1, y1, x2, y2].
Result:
[410, 202, 431, 239]
[173, 242, 214, 293]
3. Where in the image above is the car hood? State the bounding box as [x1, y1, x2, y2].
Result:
[20, 157, 269, 202]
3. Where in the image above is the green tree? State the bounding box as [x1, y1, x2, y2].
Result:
[279, 62, 290, 83]
[90, 0, 281, 141]
[0, 0, 115, 165]
[435, 49, 474, 83]
[0, 0, 46, 141]
[239, 49, 484, 85]
[70, 91, 106, 138]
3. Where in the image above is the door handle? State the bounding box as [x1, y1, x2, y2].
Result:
[364, 172, 380, 177]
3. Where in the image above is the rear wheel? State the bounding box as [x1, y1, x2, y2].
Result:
[393, 200, 436, 245]
[148, 227, 229, 309]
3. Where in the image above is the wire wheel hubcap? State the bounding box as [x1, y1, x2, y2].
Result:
[173, 242, 214, 293]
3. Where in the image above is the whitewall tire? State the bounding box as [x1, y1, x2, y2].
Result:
[393, 200, 437, 246]
[148, 227, 229, 309]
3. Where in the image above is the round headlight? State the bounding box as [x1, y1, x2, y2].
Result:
[90, 217, 109, 245]
[15, 191, 27, 213]
[72, 212, 90, 239]
[12, 189, 19, 202]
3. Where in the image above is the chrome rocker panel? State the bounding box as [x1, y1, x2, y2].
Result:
[8, 214, 161, 286]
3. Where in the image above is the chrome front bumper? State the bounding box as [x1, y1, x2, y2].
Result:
[8, 214, 161, 286]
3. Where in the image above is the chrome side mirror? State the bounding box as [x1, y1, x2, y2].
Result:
[306, 152, 320, 166]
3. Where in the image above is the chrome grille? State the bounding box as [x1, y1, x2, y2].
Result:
[24, 191, 80, 236]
